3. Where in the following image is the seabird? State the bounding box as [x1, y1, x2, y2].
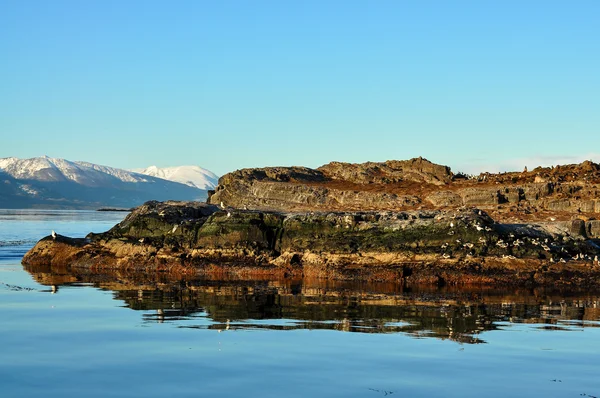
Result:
[220, 201, 226, 210]
[51, 230, 57, 239]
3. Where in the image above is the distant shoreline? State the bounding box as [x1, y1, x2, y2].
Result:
[96, 208, 133, 212]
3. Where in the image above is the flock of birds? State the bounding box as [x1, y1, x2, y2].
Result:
[440, 219, 600, 265]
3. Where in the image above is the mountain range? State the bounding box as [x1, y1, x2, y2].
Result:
[0, 156, 218, 209]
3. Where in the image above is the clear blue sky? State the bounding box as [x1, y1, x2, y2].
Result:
[1, 0, 598, 176]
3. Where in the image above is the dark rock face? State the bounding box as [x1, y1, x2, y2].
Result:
[588, 220, 600, 238]
[105, 200, 219, 239]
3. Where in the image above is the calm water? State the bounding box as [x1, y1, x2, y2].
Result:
[1, 210, 600, 398]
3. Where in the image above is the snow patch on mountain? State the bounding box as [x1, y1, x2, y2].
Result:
[0, 156, 57, 179]
[132, 165, 219, 190]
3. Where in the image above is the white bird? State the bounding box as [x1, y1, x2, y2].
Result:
[51, 230, 57, 239]
[227, 212, 231, 217]
[220, 201, 226, 209]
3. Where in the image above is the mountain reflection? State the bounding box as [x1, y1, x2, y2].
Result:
[24, 264, 600, 344]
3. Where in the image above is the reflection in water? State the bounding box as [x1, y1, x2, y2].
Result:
[24, 264, 600, 344]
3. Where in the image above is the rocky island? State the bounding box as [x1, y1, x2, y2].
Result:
[23, 158, 600, 287]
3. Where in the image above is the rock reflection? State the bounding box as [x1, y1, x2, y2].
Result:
[24, 264, 600, 344]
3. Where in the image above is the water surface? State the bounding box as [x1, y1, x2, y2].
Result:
[1, 209, 600, 397]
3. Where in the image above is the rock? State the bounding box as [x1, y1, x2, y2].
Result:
[426, 191, 463, 207]
[569, 219, 587, 238]
[318, 157, 453, 186]
[459, 187, 503, 206]
[207, 159, 600, 222]
[22, 201, 600, 286]
[96, 200, 220, 240]
[546, 198, 574, 212]
[586, 220, 600, 238]
[521, 183, 554, 201]
[21, 157, 600, 287]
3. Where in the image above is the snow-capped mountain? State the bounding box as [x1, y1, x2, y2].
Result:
[132, 165, 218, 190]
[0, 156, 151, 185]
[0, 156, 209, 209]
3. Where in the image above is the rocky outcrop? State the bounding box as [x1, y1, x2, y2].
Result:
[208, 158, 600, 223]
[23, 200, 600, 287]
[209, 157, 451, 212]
[317, 157, 453, 185]
[22, 158, 600, 287]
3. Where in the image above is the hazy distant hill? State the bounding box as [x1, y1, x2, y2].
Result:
[132, 165, 219, 190]
[0, 156, 212, 209]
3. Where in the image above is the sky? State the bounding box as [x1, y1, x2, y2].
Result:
[1, 0, 599, 177]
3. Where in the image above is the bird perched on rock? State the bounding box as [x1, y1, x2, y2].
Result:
[220, 201, 226, 210]
[51, 230, 57, 239]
